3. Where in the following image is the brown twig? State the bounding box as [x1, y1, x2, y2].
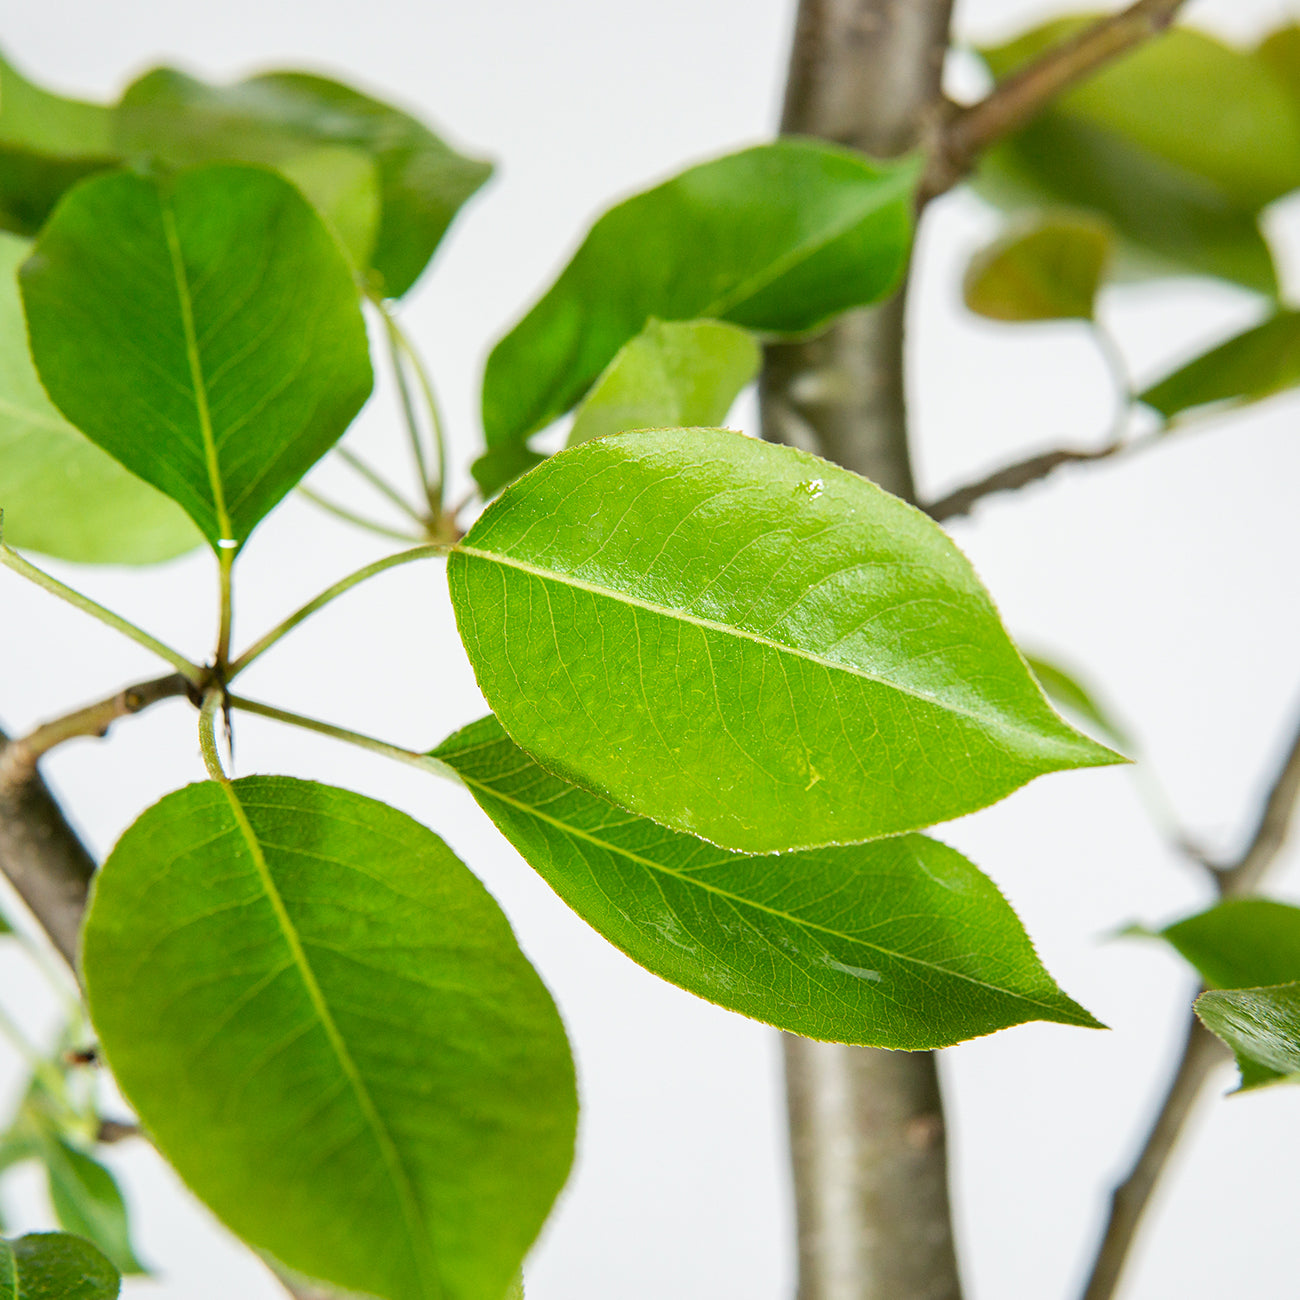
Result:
[923, 0, 1190, 201]
[1078, 702, 1300, 1300]
[924, 444, 1122, 522]
[0, 674, 191, 970]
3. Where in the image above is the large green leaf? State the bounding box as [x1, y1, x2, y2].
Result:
[478, 141, 918, 491]
[434, 716, 1100, 1047]
[1257, 25, 1300, 108]
[1139, 311, 1300, 419]
[977, 22, 1300, 292]
[20, 165, 373, 551]
[0, 50, 116, 238]
[1196, 982, 1300, 1090]
[0, 231, 199, 564]
[41, 1138, 145, 1277]
[567, 318, 759, 447]
[0, 1233, 120, 1300]
[962, 215, 1110, 322]
[1156, 898, 1300, 990]
[116, 68, 492, 296]
[448, 429, 1119, 854]
[82, 777, 575, 1300]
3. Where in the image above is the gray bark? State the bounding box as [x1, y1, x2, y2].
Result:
[763, 2, 961, 1298]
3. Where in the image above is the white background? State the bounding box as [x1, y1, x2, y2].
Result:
[2, 0, 1300, 1296]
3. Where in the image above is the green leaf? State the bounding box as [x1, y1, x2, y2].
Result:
[1024, 653, 1133, 752]
[977, 22, 1300, 292]
[116, 68, 492, 296]
[1196, 982, 1300, 1090]
[962, 215, 1110, 322]
[82, 777, 575, 1300]
[1138, 311, 1300, 419]
[567, 318, 759, 448]
[478, 141, 918, 491]
[41, 1138, 145, 1277]
[434, 716, 1101, 1047]
[0, 1232, 120, 1300]
[449, 429, 1119, 854]
[20, 164, 373, 551]
[0, 50, 116, 238]
[1257, 25, 1300, 105]
[1157, 898, 1300, 990]
[0, 230, 199, 564]
[278, 145, 381, 272]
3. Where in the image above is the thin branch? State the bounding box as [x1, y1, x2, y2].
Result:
[924, 0, 1190, 200]
[334, 447, 429, 527]
[0, 543, 204, 684]
[1078, 702, 1300, 1300]
[925, 443, 1122, 521]
[297, 487, 427, 544]
[0, 675, 190, 786]
[228, 543, 447, 678]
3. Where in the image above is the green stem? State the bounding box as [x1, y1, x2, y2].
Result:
[335, 447, 429, 526]
[216, 546, 235, 671]
[228, 543, 448, 678]
[227, 694, 455, 780]
[198, 690, 228, 783]
[0, 542, 203, 684]
[297, 487, 427, 544]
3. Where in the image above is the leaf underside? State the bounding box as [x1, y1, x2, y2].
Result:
[1196, 982, 1300, 1090]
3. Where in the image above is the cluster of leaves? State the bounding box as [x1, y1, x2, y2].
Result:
[0, 16, 1298, 1300]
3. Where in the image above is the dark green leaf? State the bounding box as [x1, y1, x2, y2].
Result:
[20, 164, 373, 551]
[434, 716, 1101, 1047]
[0, 231, 199, 564]
[82, 777, 575, 1300]
[1196, 982, 1300, 1090]
[1157, 898, 1300, 990]
[1024, 653, 1133, 752]
[962, 215, 1110, 322]
[0, 50, 116, 237]
[0, 1232, 120, 1300]
[1138, 311, 1300, 419]
[478, 141, 918, 491]
[116, 68, 492, 296]
[41, 1138, 145, 1276]
[1257, 25, 1300, 103]
[278, 145, 381, 272]
[977, 22, 1300, 292]
[449, 429, 1119, 854]
[568, 318, 759, 447]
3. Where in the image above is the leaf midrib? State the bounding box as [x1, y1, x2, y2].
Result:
[454, 755, 1073, 1017]
[217, 781, 441, 1299]
[453, 544, 1061, 752]
[160, 194, 231, 543]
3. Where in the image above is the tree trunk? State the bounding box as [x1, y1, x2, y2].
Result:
[762, 3, 960, 1298]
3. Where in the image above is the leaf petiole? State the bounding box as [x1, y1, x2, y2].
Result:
[0, 537, 204, 684]
[334, 447, 429, 526]
[228, 543, 448, 678]
[297, 487, 427, 544]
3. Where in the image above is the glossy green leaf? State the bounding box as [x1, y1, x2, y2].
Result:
[116, 68, 492, 296]
[0, 1232, 120, 1300]
[1157, 898, 1300, 990]
[1025, 653, 1133, 752]
[434, 716, 1101, 1047]
[962, 215, 1110, 322]
[1139, 311, 1300, 419]
[0, 50, 115, 237]
[20, 164, 373, 551]
[82, 777, 575, 1300]
[41, 1138, 145, 1277]
[977, 22, 1300, 291]
[0, 231, 199, 564]
[449, 429, 1119, 854]
[567, 318, 759, 447]
[478, 141, 918, 491]
[1196, 982, 1300, 1090]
